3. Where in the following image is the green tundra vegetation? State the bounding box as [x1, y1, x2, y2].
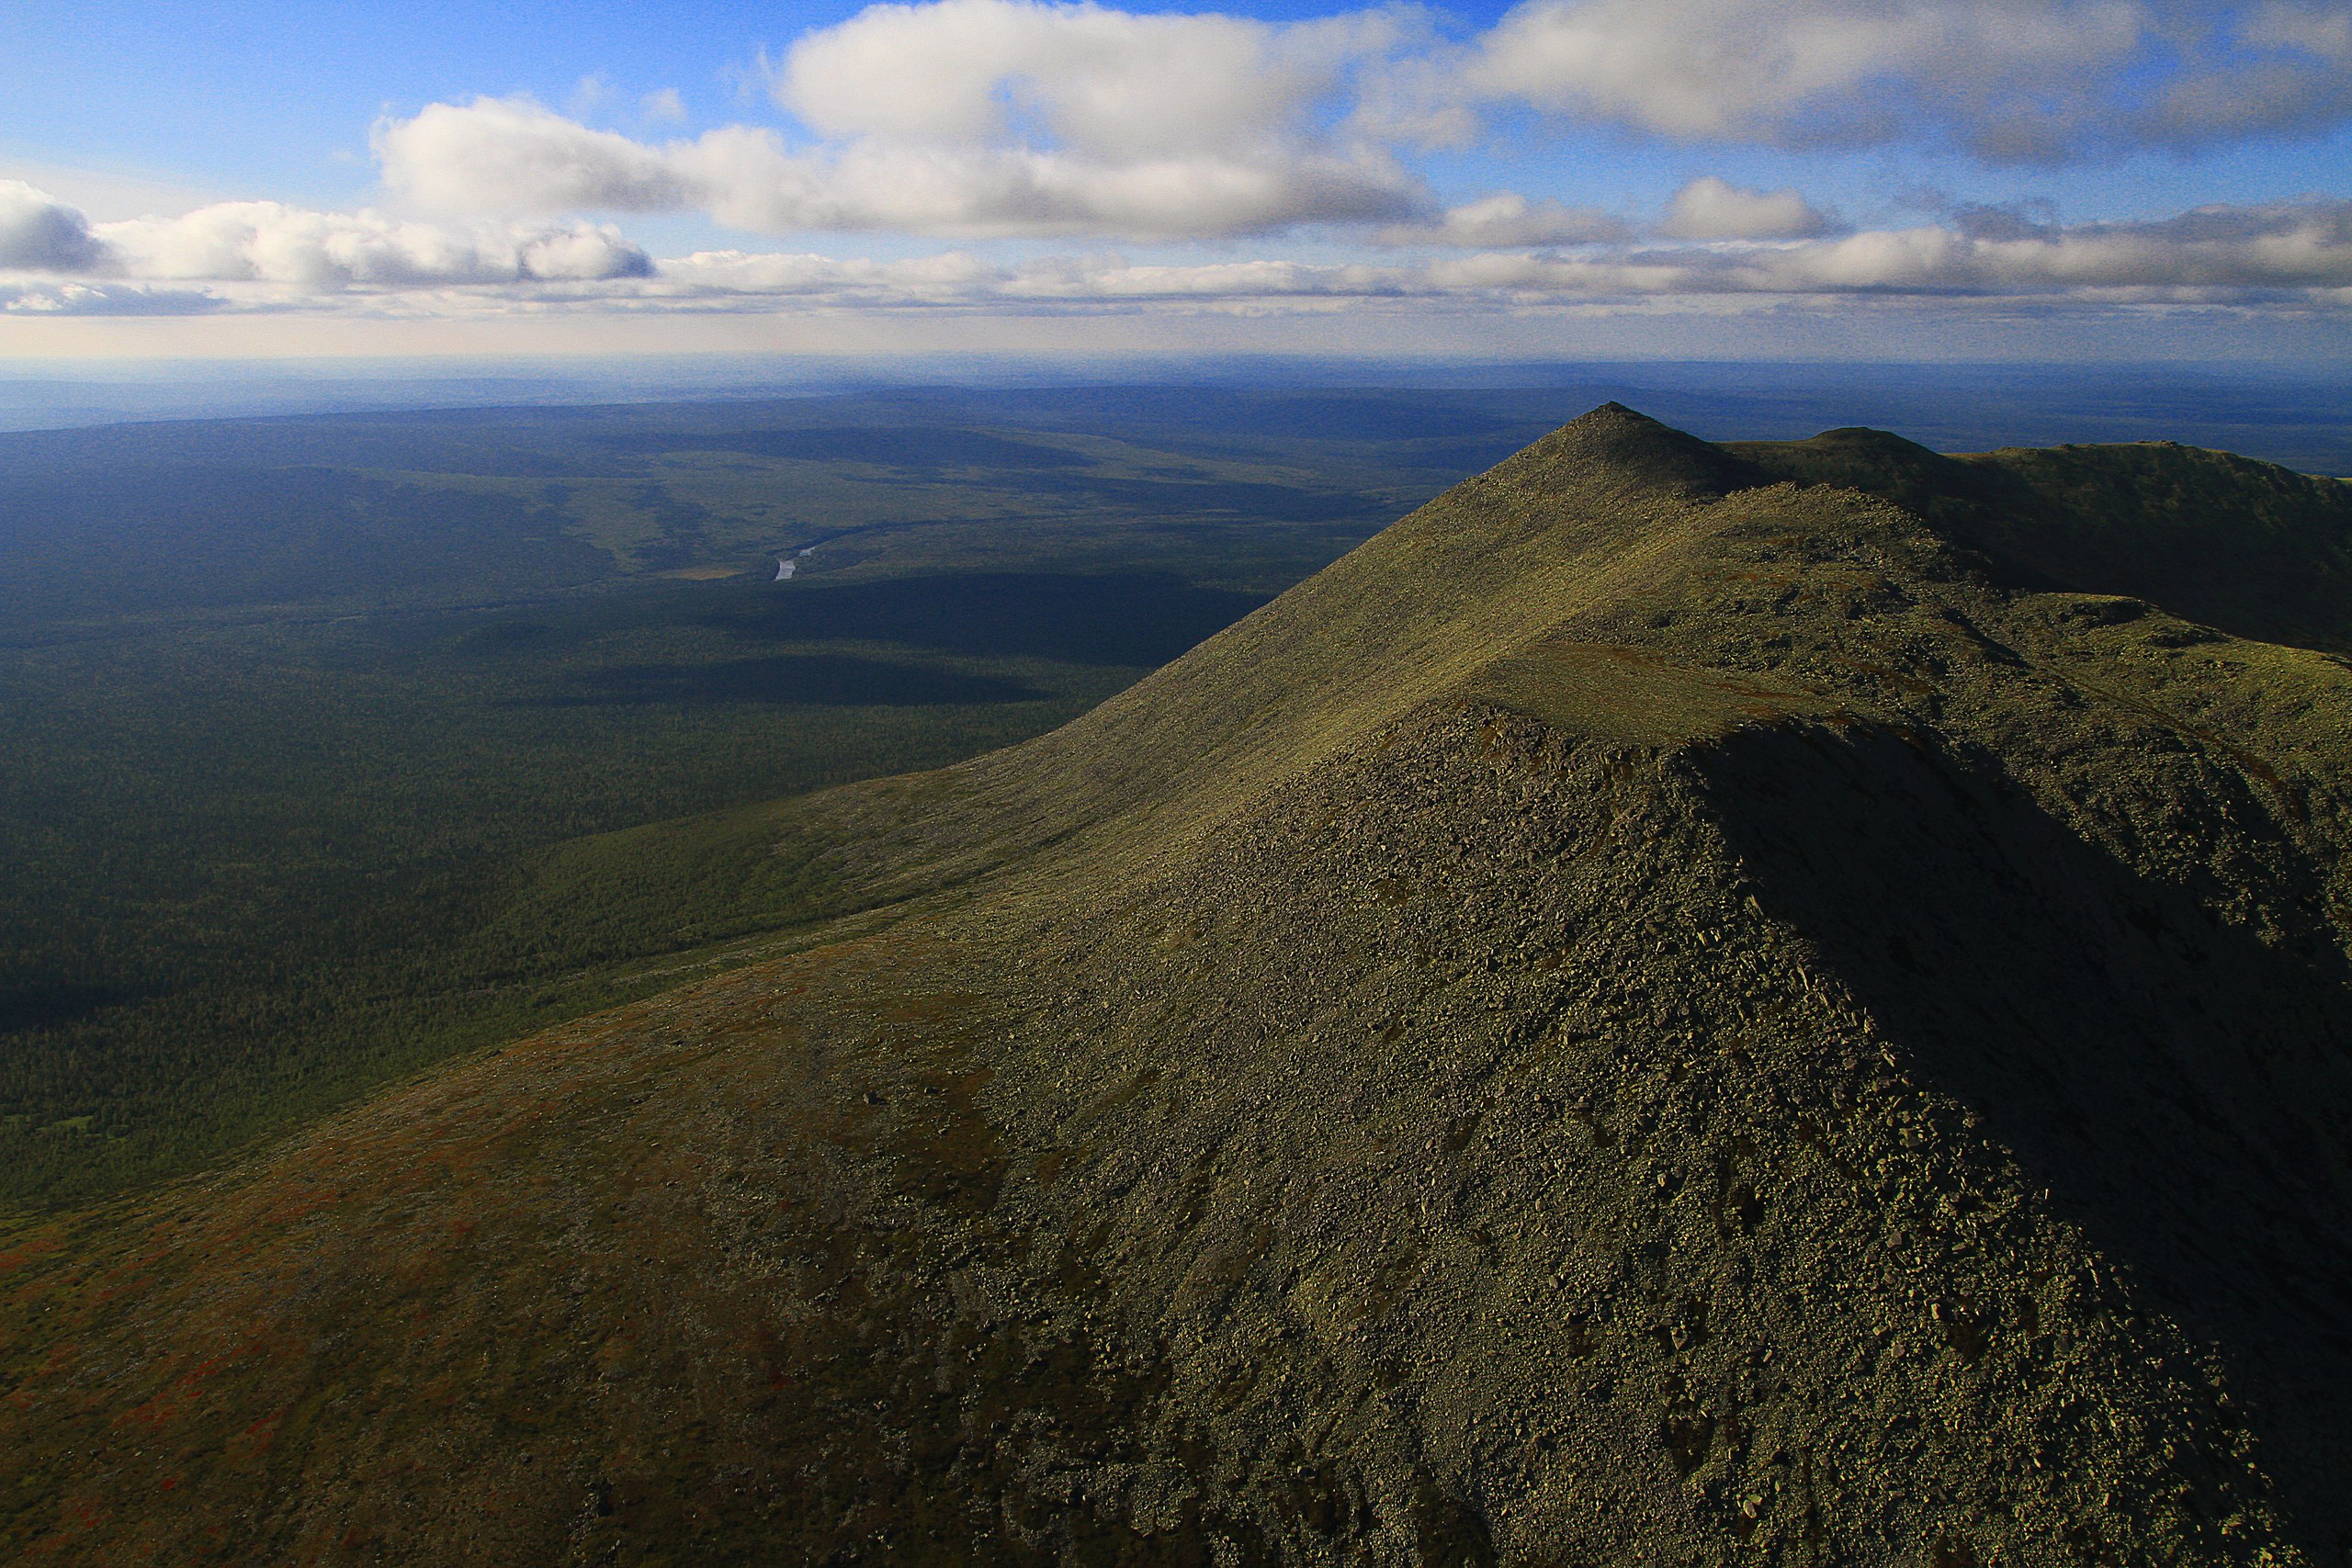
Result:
[5, 403, 2352, 1562]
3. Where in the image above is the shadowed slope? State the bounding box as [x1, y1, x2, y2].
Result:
[1728, 425, 2352, 649]
[7, 410, 2352, 1564]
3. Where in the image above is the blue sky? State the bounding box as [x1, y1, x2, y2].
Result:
[4, 0, 2350, 358]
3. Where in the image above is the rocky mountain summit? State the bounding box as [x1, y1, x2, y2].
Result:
[8, 405, 2352, 1564]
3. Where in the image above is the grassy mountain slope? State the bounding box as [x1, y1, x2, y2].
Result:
[7, 409, 2352, 1564]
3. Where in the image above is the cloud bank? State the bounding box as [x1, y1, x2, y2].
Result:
[341, 0, 2352, 259]
[11, 0, 2352, 338]
[636, 200, 2352, 306]
[2, 179, 650, 296]
[99, 202, 651, 288]
[14, 179, 2351, 321]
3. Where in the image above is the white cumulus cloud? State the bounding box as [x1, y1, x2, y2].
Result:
[775, 0, 1405, 156]
[0, 179, 107, 270]
[2, 279, 222, 316]
[0, 184, 651, 290]
[377, 97, 690, 216]
[374, 96, 1420, 240]
[1377, 193, 1631, 247]
[367, 1, 1436, 242]
[1466, 0, 2352, 161]
[1658, 177, 1838, 240]
[343, 1, 2352, 253]
[97, 202, 652, 287]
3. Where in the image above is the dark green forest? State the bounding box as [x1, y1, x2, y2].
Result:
[3, 389, 1555, 1209]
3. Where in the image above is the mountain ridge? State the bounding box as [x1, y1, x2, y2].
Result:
[7, 406, 2352, 1564]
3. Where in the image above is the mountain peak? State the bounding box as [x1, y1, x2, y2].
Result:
[1493, 401, 1763, 502]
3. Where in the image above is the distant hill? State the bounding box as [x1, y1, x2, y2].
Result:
[1727, 424, 2352, 649]
[8, 406, 2352, 1563]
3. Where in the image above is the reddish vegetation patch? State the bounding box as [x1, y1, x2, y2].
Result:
[231, 1407, 288, 1462]
[0, 1230, 63, 1277]
[112, 1356, 227, 1432]
[254, 1183, 343, 1228]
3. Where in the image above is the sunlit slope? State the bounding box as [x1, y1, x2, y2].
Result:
[11, 409, 2352, 1563]
[956, 404, 1758, 850]
[620, 403, 1774, 911]
[481, 403, 1768, 930]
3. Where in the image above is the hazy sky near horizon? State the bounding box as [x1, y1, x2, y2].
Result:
[3, 0, 2350, 359]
